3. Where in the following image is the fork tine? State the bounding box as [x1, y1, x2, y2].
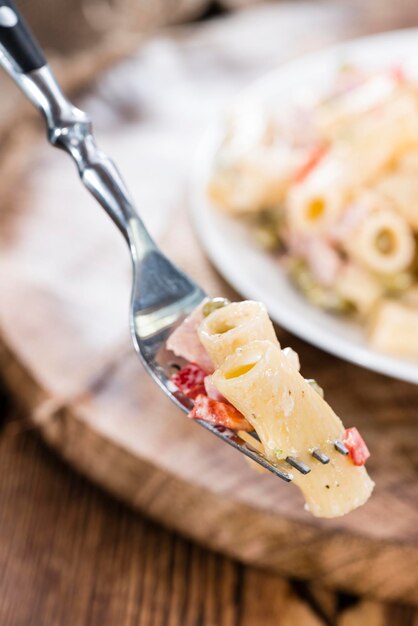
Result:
[234, 430, 293, 481]
[262, 463, 293, 482]
[286, 456, 311, 474]
[192, 419, 294, 481]
[311, 449, 330, 464]
[334, 440, 349, 455]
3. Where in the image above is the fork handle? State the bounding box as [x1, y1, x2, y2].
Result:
[0, 1, 45, 73]
[0, 1, 154, 250]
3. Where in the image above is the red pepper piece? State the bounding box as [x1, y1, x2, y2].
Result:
[190, 394, 253, 431]
[171, 363, 207, 400]
[293, 144, 327, 184]
[389, 64, 405, 84]
[343, 427, 370, 466]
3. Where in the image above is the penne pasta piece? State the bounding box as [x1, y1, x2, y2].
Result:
[369, 299, 418, 357]
[198, 300, 277, 368]
[212, 340, 374, 518]
[343, 207, 415, 275]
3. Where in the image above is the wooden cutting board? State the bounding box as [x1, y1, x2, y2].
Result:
[0, 3, 417, 606]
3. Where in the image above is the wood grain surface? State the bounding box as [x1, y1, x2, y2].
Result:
[0, 391, 417, 626]
[1, 0, 418, 614]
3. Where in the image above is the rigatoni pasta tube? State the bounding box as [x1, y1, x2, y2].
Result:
[286, 156, 346, 234]
[198, 301, 277, 368]
[344, 208, 415, 275]
[212, 340, 374, 518]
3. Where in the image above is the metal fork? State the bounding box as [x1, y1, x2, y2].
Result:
[0, 1, 349, 481]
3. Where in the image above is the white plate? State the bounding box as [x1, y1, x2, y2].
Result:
[190, 28, 418, 385]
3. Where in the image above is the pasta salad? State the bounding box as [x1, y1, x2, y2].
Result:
[167, 298, 374, 518]
[208, 65, 418, 358]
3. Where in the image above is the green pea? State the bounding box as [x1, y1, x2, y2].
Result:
[253, 226, 283, 251]
[306, 379, 324, 398]
[202, 297, 230, 318]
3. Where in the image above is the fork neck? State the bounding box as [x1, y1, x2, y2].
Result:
[0, 3, 156, 254]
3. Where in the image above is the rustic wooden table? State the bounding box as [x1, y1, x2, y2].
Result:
[0, 387, 416, 625]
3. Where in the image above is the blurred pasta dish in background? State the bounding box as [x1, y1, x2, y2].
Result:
[208, 65, 418, 358]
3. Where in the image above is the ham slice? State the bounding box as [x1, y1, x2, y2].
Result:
[305, 238, 342, 288]
[166, 302, 214, 373]
[286, 232, 341, 288]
